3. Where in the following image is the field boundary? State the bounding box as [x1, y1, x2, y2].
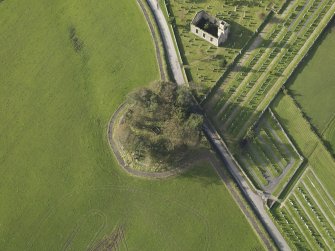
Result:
[287, 88, 335, 159]
[284, 93, 334, 160]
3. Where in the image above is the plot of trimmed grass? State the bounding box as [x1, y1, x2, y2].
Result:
[287, 20, 335, 150]
[272, 93, 335, 198]
[0, 0, 263, 250]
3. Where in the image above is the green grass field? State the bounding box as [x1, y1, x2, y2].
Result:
[0, 0, 264, 250]
[272, 93, 335, 190]
[287, 20, 335, 152]
[272, 93, 335, 250]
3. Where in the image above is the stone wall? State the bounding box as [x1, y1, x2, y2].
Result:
[190, 23, 219, 46]
[190, 10, 229, 47]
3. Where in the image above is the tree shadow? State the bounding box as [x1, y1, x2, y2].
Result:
[231, 64, 256, 73]
[223, 0, 267, 8]
[188, 0, 207, 4]
[204, 99, 303, 192]
[177, 156, 224, 187]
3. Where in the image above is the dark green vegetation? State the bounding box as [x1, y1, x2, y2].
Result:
[0, 0, 264, 250]
[287, 20, 335, 154]
[120, 82, 203, 171]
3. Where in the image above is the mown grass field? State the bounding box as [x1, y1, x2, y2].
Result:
[272, 93, 335, 194]
[287, 20, 335, 152]
[0, 0, 264, 250]
[272, 93, 335, 250]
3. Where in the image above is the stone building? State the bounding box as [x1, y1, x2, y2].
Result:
[190, 10, 230, 47]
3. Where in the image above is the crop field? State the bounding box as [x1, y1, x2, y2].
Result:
[236, 110, 303, 197]
[271, 93, 335, 250]
[0, 0, 265, 250]
[287, 19, 335, 153]
[205, 0, 335, 142]
[165, 0, 285, 97]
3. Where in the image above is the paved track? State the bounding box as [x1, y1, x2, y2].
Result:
[146, 0, 185, 85]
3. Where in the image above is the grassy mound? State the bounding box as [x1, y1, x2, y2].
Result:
[116, 81, 204, 172]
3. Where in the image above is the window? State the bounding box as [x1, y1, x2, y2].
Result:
[203, 33, 205, 38]
[210, 37, 213, 42]
[195, 29, 198, 34]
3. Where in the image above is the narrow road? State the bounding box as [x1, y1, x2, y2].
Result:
[203, 120, 291, 251]
[146, 0, 185, 85]
[144, 0, 290, 250]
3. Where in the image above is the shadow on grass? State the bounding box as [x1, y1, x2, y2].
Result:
[206, 100, 302, 191]
[222, 20, 253, 50]
[177, 158, 223, 187]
